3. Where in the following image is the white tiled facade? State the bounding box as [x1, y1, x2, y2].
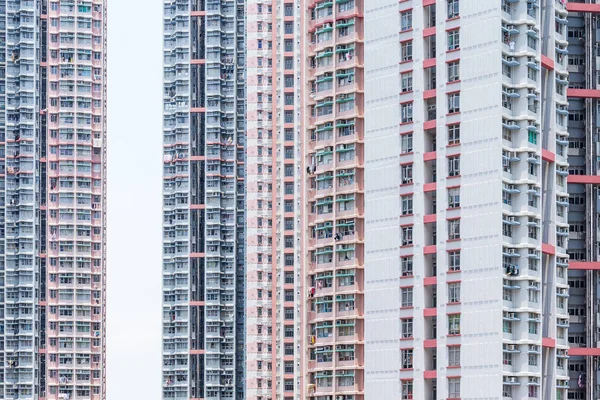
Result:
[364, 0, 568, 399]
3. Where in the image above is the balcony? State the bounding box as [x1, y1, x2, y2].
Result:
[335, 382, 360, 393]
[315, 359, 334, 369]
[337, 307, 359, 318]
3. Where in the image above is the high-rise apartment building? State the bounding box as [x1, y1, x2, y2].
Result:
[246, 1, 305, 400]
[164, 1, 600, 400]
[0, 1, 107, 400]
[565, 2, 600, 399]
[362, 0, 569, 398]
[304, 0, 365, 399]
[162, 0, 246, 399]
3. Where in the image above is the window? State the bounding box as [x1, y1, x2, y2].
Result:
[401, 318, 413, 338]
[401, 102, 413, 123]
[449, 251, 460, 271]
[401, 380, 413, 400]
[528, 159, 538, 176]
[448, 124, 460, 145]
[281, 307, 294, 320]
[284, 325, 294, 338]
[503, 222, 513, 238]
[528, 353, 538, 366]
[284, 361, 294, 374]
[448, 0, 459, 18]
[284, 379, 294, 391]
[448, 188, 460, 208]
[528, 186, 539, 208]
[448, 156, 460, 177]
[448, 282, 460, 303]
[339, 0, 354, 12]
[402, 226, 413, 246]
[448, 61, 460, 82]
[502, 184, 514, 205]
[448, 93, 460, 113]
[527, 34, 537, 50]
[284, 343, 294, 356]
[528, 321, 538, 334]
[284, 21, 294, 35]
[448, 314, 460, 335]
[528, 385, 538, 398]
[502, 125, 513, 142]
[502, 61, 513, 78]
[401, 133, 413, 153]
[284, 271, 294, 284]
[401, 287, 413, 307]
[447, 30, 460, 50]
[401, 195, 413, 215]
[401, 256, 413, 276]
[528, 288, 539, 303]
[527, 66, 538, 82]
[401, 349, 414, 369]
[284, 3, 294, 16]
[284, 183, 294, 195]
[448, 378, 461, 398]
[401, 71, 413, 92]
[284, 164, 294, 177]
[528, 218, 539, 239]
[400, 10, 412, 31]
[448, 219, 460, 240]
[448, 346, 460, 367]
[284, 39, 294, 52]
[401, 164, 413, 184]
[401, 41, 413, 62]
[284, 146, 294, 159]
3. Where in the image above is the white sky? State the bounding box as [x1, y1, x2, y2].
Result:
[106, 1, 163, 398]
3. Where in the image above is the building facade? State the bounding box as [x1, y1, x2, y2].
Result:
[245, 1, 305, 400]
[162, 0, 246, 399]
[566, 2, 600, 400]
[362, 0, 568, 399]
[0, 1, 108, 400]
[303, 0, 365, 399]
[162, 1, 600, 400]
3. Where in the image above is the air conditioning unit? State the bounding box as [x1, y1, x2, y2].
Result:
[507, 25, 515, 31]
[507, 248, 515, 254]
[508, 344, 516, 351]
[509, 377, 517, 383]
[508, 216, 516, 223]
[507, 56, 516, 63]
